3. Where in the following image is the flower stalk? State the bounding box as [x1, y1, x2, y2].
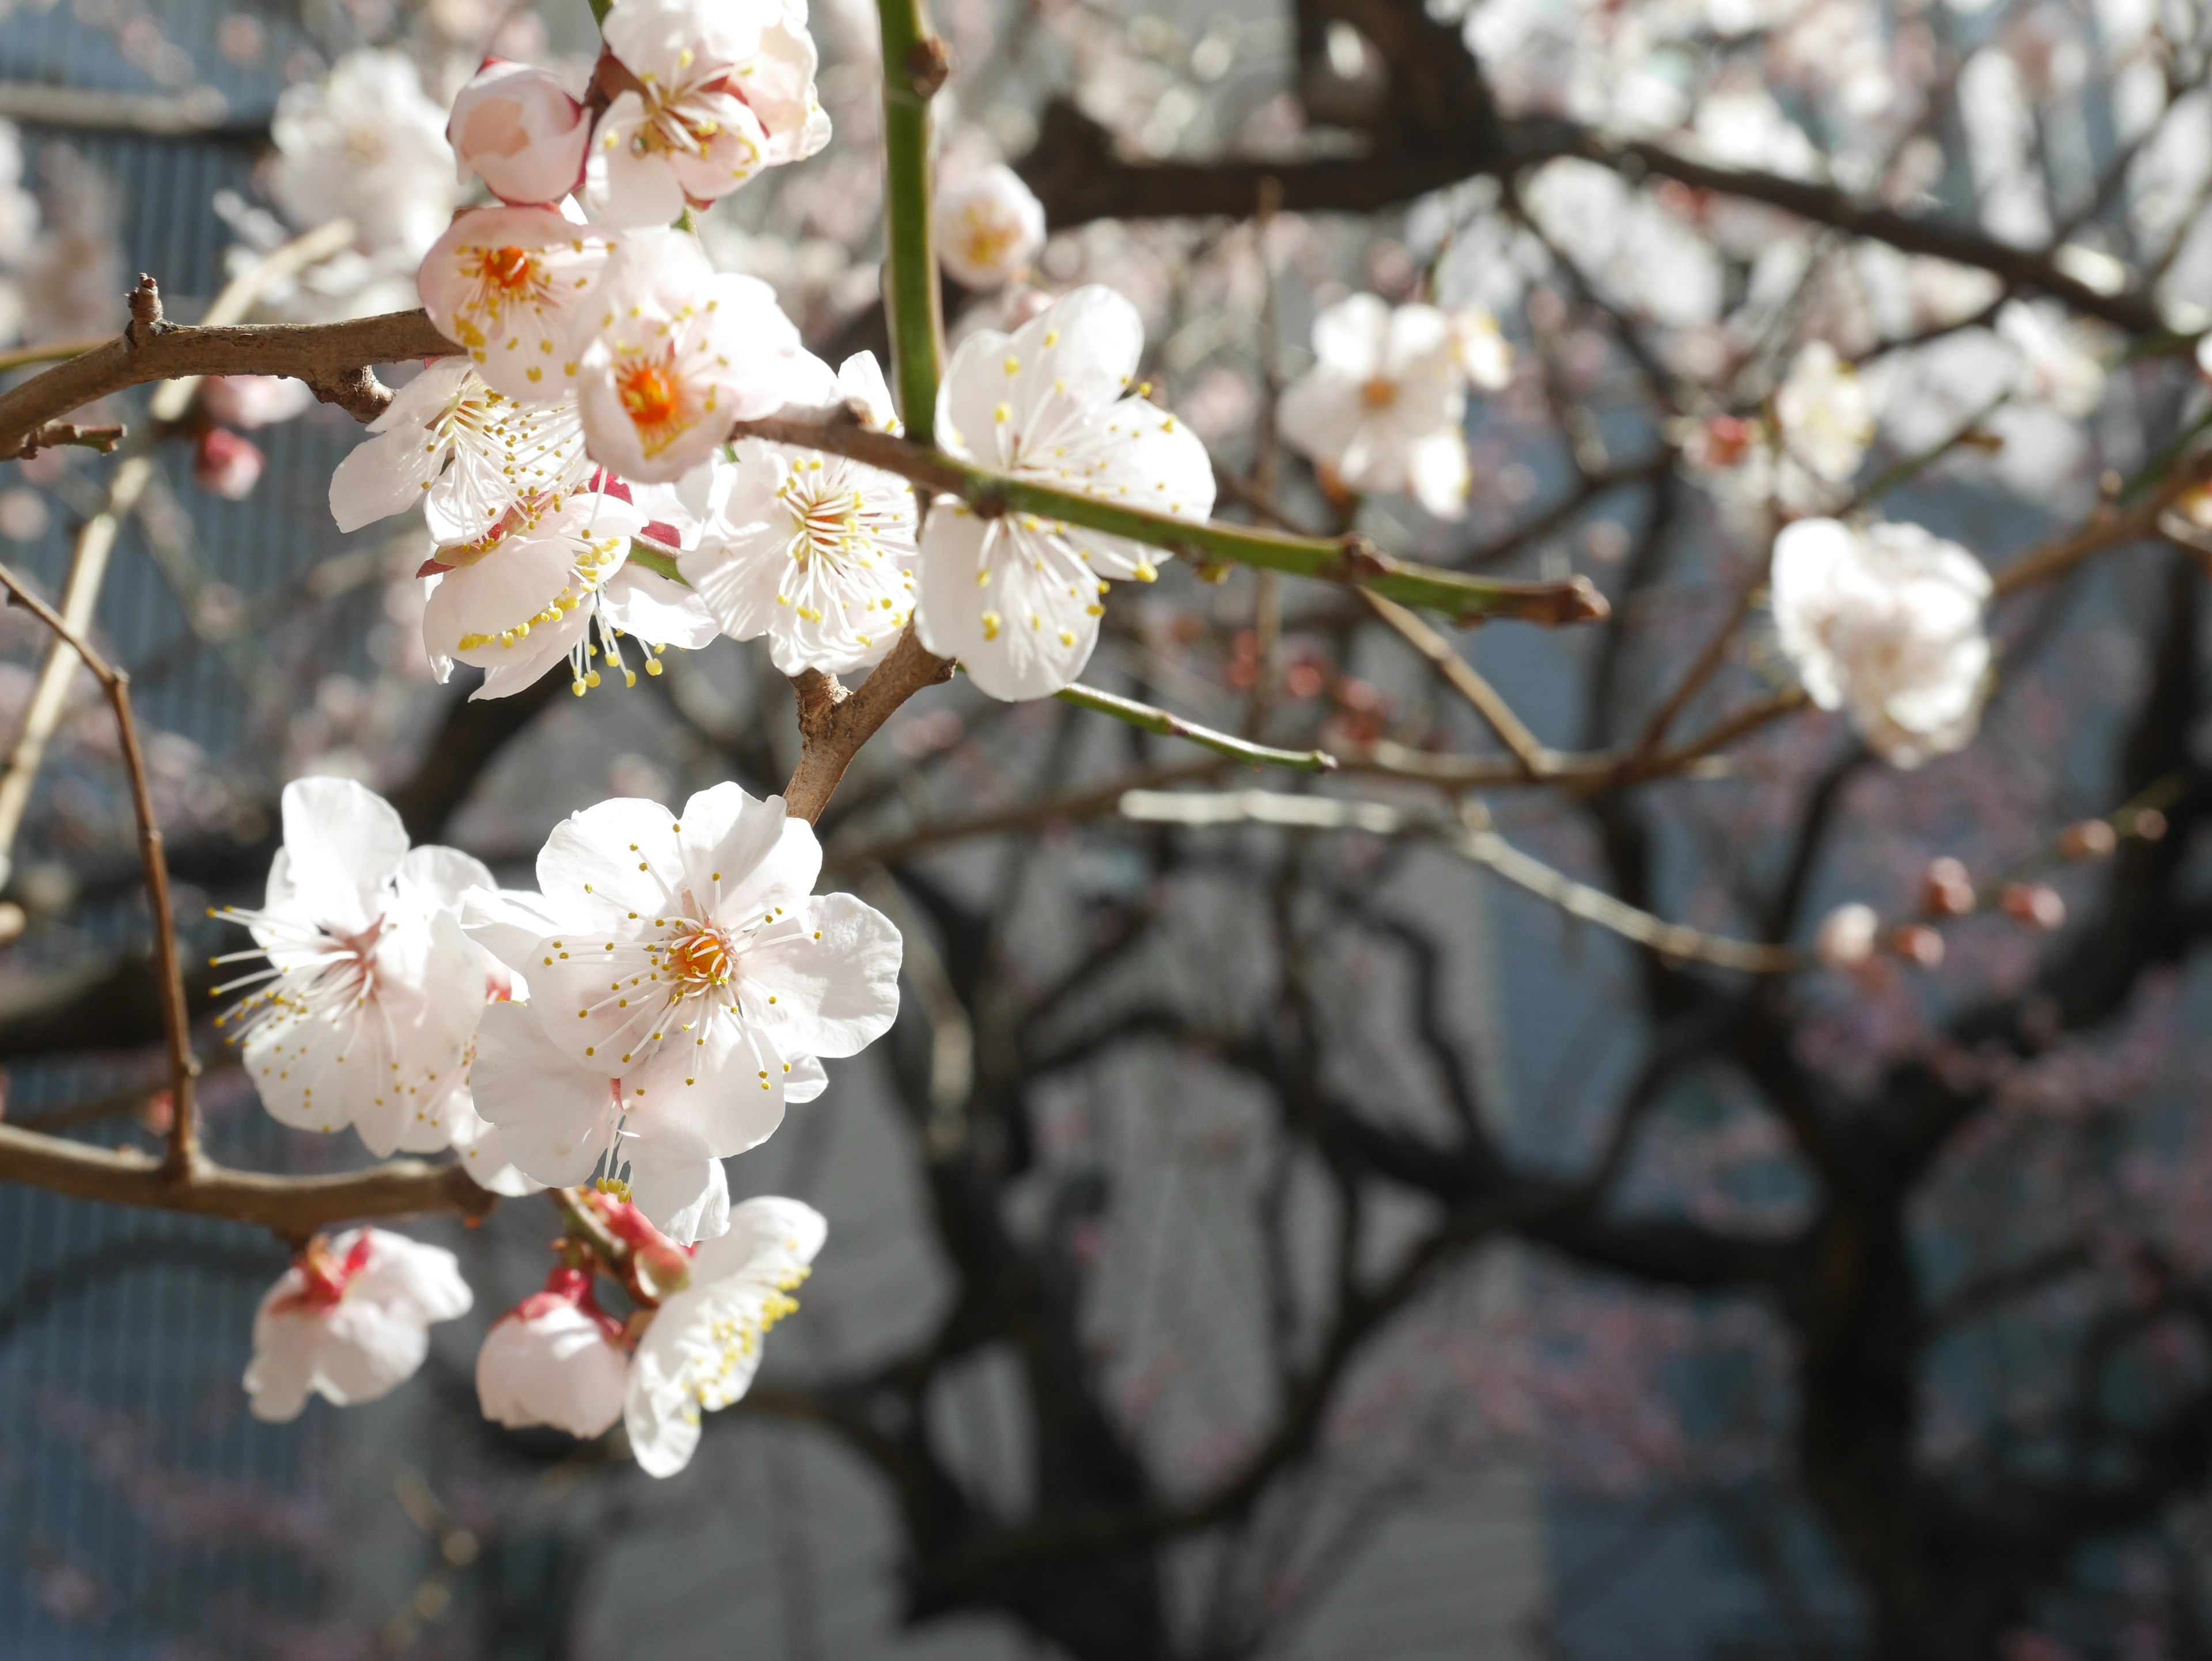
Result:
[876, 0, 948, 441]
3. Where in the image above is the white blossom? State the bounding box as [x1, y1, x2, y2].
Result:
[1449, 304, 1514, 391]
[571, 229, 806, 485]
[419, 207, 612, 404]
[1771, 516, 1991, 766]
[202, 376, 315, 430]
[677, 350, 916, 675]
[1277, 294, 1470, 518]
[214, 778, 494, 1157]
[1996, 300, 2105, 418]
[1775, 340, 1877, 485]
[422, 481, 716, 699]
[916, 285, 1215, 699]
[625, 1195, 824, 1475]
[933, 165, 1046, 290]
[460, 784, 896, 1242]
[270, 51, 457, 260]
[448, 58, 592, 207]
[586, 0, 830, 229]
[329, 358, 592, 544]
[244, 1228, 472, 1422]
[1815, 902, 1879, 967]
[476, 1266, 628, 1437]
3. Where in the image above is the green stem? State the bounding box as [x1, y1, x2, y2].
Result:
[877, 0, 945, 442]
[1055, 683, 1337, 771]
[587, 0, 612, 26]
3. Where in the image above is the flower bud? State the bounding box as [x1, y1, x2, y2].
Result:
[933, 164, 1046, 290]
[476, 1266, 627, 1438]
[446, 58, 589, 207]
[2056, 819, 2116, 860]
[2127, 807, 2168, 843]
[1815, 902, 1878, 967]
[1890, 924, 1945, 968]
[1922, 856, 1976, 917]
[202, 374, 315, 430]
[2002, 883, 2066, 931]
[194, 429, 264, 500]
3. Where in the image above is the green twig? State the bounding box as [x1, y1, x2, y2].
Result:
[877, 0, 948, 441]
[1056, 683, 1337, 770]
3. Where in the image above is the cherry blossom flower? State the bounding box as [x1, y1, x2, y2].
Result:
[213, 777, 494, 1157]
[625, 1196, 824, 1476]
[586, 0, 830, 229]
[476, 1265, 628, 1437]
[460, 784, 895, 1240]
[193, 429, 263, 500]
[1770, 516, 1991, 766]
[1996, 300, 2105, 418]
[571, 229, 805, 485]
[329, 357, 591, 543]
[1277, 294, 1469, 517]
[1775, 340, 1877, 485]
[934, 165, 1046, 290]
[202, 376, 315, 430]
[1815, 902, 1878, 967]
[915, 285, 1215, 699]
[676, 350, 916, 675]
[448, 59, 591, 207]
[270, 51, 456, 262]
[1449, 304, 1514, 391]
[422, 482, 717, 700]
[419, 206, 612, 404]
[244, 1228, 472, 1422]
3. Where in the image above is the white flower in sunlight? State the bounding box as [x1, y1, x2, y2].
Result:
[933, 164, 1046, 290]
[1774, 340, 1876, 485]
[1771, 516, 1991, 767]
[422, 482, 717, 700]
[244, 1228, 471, 1422]
[1449, 304, 1514, 391]
[626, 1196, 824, 1475]
[916, 285, 1215, 700]
[476, 1266, 629, 1437]
[586, 0, 830, 228]
[1995, 301, 2105, 418]
[460, 784, 895, 1241]
[677, 350, 916, 675]
[270, 50, 457, 257]
[1278, 294, 1469, 516]
[214, 778, 494, 1157]
[448, 58, 592, 207]
[572, 229, 806, 484]
[419, 207, 613, 404]
[1815, 902, 1878, 967]
[329, 358, 592, 544]
[446, 1086, 546, 1195]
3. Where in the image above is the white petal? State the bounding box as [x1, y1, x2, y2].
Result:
[741, 892, 901, 1059]
[468, 998, 616, 1186]
[280, 775, 408, 935]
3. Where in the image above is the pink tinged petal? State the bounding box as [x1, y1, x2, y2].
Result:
[624, 1011, 786, 1159]
[584, 99, 691, 229]
[243, 1307, 319, 1422]
[476, 1304, 627, 1435]
[279, 776, 408, 936]
[740, 892, 901, 1058]
[620, 1136, 730, 1245]
[448, 62, 590, 207]
[312, 1296, 432, 1405]
[468, 1000, 618, 1186]
[352, 1230, 473, 1323]
[461, 887, 573, 978]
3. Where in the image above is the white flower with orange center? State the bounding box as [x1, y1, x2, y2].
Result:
[677, 350, 918, 675]
[419, 206, 612, 404]
[329, 357, 591, 543]
[915, 285, 1215, 700]
[571, 228, 805, 484]
[585, 0, 830, 228]
[1277, 293, 1469, 517]
[460, 785, 898, 1243]
[213, 778, 493, 1159]
[933, 165, 1046, 290]
[1775, 340, 1877, 485]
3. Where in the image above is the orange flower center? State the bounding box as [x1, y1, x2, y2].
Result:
[480, 245, 536, 292]
[1360, 377, 1397, 408]
[666, 927, 731, 986]
[616, 355, 692, 456]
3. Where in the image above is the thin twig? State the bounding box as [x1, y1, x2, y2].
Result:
[1362, 590, 1550, 773]
[1056, 682, 1338, 771]
[1634, 581, 1760, 756]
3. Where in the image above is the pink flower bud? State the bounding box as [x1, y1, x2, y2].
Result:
[1923, 856, 1976, 917]
[2056, 819, 2116, 860]
[1890, 924, 1946, 968]
[476, 1266, 628, 1438]
[1815, 902, 1878, 967]
[194, 429, 264, 500]
[201, 374, 315, 430]
[446, 58, 589, 207]
[2002, 883, 2066, 931]
[2128, 807, 2168, 843]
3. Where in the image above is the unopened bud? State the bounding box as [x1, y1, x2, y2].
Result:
[2056, 819, 2116, 860]
[1891, 925, 1946, 968]
[1816, 902, 1878, 967]
[634, 1240, 692, 1300]
[194, 428, 264, 501]
[2127, 807, 2169, 843]
[1702, 414, 1755, 467]
[2002, 883, 2066, 930]
[1923, 856, 1976, 917]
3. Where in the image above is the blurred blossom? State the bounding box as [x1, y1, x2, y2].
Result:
[1449, 304, 1513, 391]
[1816, 902, 1878, 967]
[192, 429, 265, 500]
[201, 374, 316, 429]
[1278, 294, 1469, 518]
[933, 163, 1046, 289]
[1775, 341, 1877, 485]
[270, 51, 457, 263]
[0, 487, 50, 542]
[2003, 883, 2068, 931]
[1178, 366, 1257, 444]
[21, 146, 123, 344]
[1925, 856, 1978, 916]
[244, 1229, 471, 1421]
[1997, 300, 2105, 417]
[1771, 516, 1991, 766]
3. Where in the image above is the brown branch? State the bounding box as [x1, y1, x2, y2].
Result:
[21, 422, 123, 455]
[1362, 589, 1551, 773]
[0, 306, 456, 459]
[0, 562, 198, 1171]
[0, 1123, 495, 1244]
[783, 627, 957, 824]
